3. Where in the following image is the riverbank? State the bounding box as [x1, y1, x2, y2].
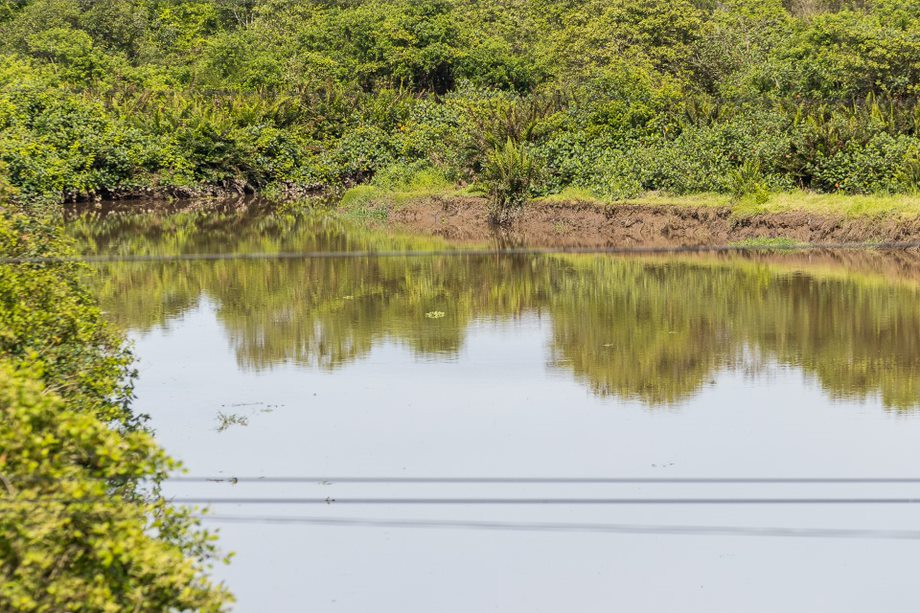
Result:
[64, 196, 920, 291]
[344, 191, 920, 248]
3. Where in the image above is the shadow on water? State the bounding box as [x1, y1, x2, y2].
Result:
[69, 199, 920, 410]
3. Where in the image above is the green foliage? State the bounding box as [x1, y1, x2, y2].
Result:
[779, 8, 920, 98]
[810, 132, 917, 193]
[897, 145, 920, 192]
[371, 161, 451, 192]
[725, 159, 770, 202]
[0, 365, 229, 612]
[0, 0, 918, 204]
[0, 208, 232, 611]
[482, 138, 541, 224]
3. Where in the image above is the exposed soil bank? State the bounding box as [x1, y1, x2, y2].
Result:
[385, 196, 920, 248]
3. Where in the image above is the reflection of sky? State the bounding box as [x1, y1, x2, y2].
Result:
[134, 301, 920, 613]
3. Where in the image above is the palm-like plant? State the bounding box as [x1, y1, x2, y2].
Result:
[482, 138, 541, 225]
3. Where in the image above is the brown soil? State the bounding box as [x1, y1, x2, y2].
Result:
[386, 196, 920, 248]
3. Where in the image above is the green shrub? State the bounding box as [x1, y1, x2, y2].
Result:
[372, 161, 451, 191]
[896, 145, 920, 193]
[482, 138, 541, 224]
[811, 133, 918, 193]
[725, 159, 770, 203]
[0, 209, 231, 612]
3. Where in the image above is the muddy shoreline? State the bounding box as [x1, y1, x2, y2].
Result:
[73, 192, 920, 248]
[382, 196, 920, 248]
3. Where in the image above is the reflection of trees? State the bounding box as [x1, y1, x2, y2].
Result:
[547, 259, 740, 405]
[752, 274, 920, 409]
[93, 251, 548, 370]
[78, 210, 920, 410]
[549, 257, 920, 409]
[210, 254, 547, 370]
[93, 262, 204, 332]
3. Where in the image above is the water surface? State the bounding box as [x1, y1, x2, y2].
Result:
[74, 204, 920, 613]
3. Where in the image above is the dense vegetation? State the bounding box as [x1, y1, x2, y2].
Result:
[0, 204, 232, 608]
[0, 0, 918, 216]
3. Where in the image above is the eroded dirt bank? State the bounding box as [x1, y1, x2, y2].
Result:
[386, 196, 920, 248]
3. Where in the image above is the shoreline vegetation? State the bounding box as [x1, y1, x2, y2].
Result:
[69, 200, 920, 292]
[68, 186, 920, 249]
[0, 0, 918, 216]
[0, 207, 232, 611]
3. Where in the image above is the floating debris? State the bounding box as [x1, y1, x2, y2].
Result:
[425, 311, 446, 319]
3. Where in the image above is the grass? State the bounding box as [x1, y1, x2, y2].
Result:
[729, 237, 808, 249]
[338, 164, 462, 221]
[612, 190, 920, 219]
[339, 174, 920, 223]
[731, 191, 920, 219]
[534, 186, 607, 205]
[338, 185, 390, 220]
[614, 191, 732, 208]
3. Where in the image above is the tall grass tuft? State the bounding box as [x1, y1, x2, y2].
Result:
[725, 159, 769, 204]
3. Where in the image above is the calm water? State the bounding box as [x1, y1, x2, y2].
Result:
[73, 205, 920, 612]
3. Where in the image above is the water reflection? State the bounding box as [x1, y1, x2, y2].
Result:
[72, 205, 920, 410]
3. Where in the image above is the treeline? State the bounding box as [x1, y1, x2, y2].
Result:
[0, 0, 918, 208]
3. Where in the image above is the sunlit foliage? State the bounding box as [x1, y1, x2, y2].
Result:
[0, 208, 232, 611]
[0, 0, 917, 205]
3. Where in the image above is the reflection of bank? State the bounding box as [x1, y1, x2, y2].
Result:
[78, 207, 920, 411]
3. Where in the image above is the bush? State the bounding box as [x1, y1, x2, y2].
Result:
[0, 209, 232, 612]
[482, 138, 541, 224]
[0, 0, 919, 204]
[371, 160, 451, 191]
[811, 133, 918, 193]
[725, 159, 770, 202]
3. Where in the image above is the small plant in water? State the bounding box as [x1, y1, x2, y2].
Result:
[216, 411, 249, 432]
[425, 311, 446, 318]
